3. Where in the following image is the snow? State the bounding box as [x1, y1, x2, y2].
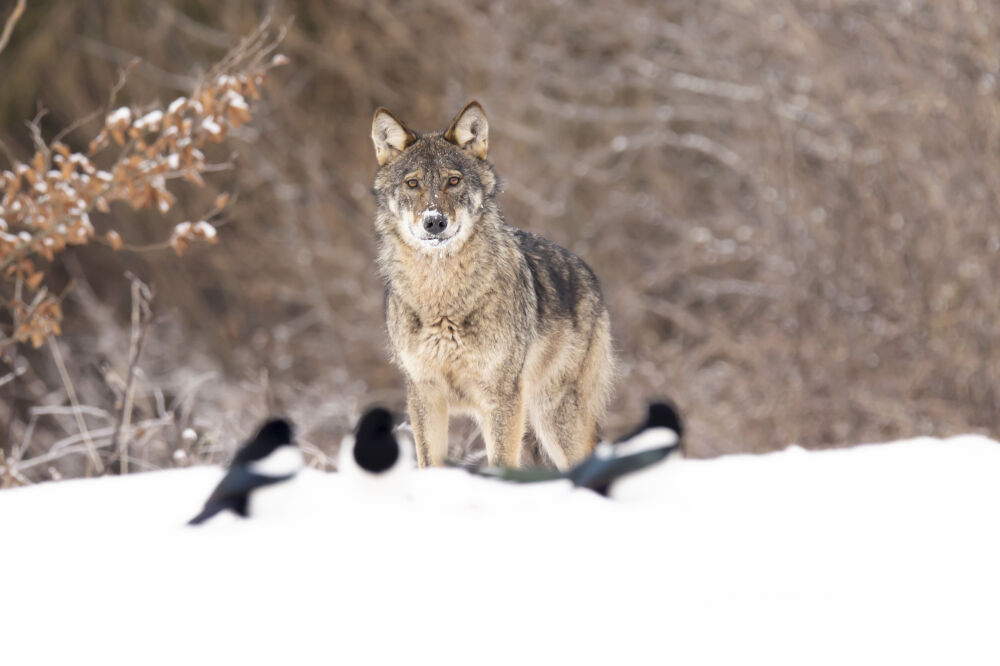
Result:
[167, 97, 187, 115]
[201, 117, 223, 136]
[1, 435, 998, 665]
[106, 106, 132, 126]
[224, 89, 248, 110]
[135, 110, 163, 131]
[193, 220, 217, 239]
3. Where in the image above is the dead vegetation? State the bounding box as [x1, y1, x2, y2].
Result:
[0, 1, 997, 483]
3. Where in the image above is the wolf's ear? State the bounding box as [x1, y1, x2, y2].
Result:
[372, 108, 417, 166]
[444, 101, 489, 160]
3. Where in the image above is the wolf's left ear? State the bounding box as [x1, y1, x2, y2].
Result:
[444, 102, 489, 160]
[372, 108, 417, 166]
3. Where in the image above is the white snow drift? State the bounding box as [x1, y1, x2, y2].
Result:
[2, 434, 998, 666]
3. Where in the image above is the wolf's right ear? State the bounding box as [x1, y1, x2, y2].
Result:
[372, 108, 417, 166]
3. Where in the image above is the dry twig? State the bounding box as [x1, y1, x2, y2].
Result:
[110, 274, 154, 474]
[0, 0, 26, 57]
[47, 337, 104, 473]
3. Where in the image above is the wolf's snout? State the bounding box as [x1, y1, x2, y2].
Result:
[423, 213, 449, 236]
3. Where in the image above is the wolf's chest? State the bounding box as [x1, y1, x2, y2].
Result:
[395, 313, 484, 381]
[414, 316, 467, 359]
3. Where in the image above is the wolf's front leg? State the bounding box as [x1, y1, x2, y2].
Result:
[481, 384, 527, 468]
[407, 381, 449, 467]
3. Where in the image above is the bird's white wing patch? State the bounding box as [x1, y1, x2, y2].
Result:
[613, 427, 679, 456]
[248, 445, 303, 478]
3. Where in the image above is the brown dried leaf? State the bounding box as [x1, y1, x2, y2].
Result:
[169, 234, 189, 256]
[106, 230, 123, 250]
[184, 169, 205, 186]
[89, 131, 109, 155]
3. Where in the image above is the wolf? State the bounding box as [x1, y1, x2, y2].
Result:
[370, 101, 614, 470]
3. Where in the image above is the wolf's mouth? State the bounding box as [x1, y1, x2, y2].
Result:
[415, 225, 460, 248]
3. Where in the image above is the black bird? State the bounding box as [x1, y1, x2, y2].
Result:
[613, 400, 684, 448]
[338, 406, 412, 479]
[470, 400, 683, 496]
[569, 400, 683, 496]
[187, 418, 301, 525]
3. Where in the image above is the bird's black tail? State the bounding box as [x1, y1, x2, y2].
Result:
[567, 446, 678, 497]
[187, 505, 222, 526]
[187, 496, 248, 526]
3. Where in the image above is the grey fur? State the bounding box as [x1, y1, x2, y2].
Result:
[371, 102, 615, 469]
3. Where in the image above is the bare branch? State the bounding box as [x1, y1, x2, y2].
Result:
[0, 0, 25, 57]
[111, 274, 154, 474]
[10, 416, 172, 476]
[47, 338, 104, 473]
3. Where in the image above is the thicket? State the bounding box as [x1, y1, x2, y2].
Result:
[1, 1, 996, 484]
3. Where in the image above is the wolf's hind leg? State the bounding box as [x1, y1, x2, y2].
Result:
[407, 381, 449, 467]
[532, 318, 613, 470]
[530, 391, 597, 471]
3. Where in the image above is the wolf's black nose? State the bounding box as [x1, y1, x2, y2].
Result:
[423, 214, 448, 235]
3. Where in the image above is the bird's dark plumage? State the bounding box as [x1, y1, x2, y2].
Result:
[187, 417, 297, 526]
[566, 446, 676, 497]
[467, 400, 684, 497]
[232, 418, 295, 465]
[617, 400, 683, 443]
[352, 407, 400, 473]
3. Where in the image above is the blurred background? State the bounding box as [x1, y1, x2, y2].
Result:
[1, 0, 997, 481]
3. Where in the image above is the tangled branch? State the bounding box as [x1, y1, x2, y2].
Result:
[0, 19, 289, 357]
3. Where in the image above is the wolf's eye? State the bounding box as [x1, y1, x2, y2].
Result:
[447, 176, 461, 187]
[405, 179, 419, 189]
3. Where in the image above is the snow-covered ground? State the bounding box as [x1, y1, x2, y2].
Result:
[2, 435, 998, 665]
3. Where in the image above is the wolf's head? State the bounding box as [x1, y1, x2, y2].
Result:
[371, 102, 498, 254]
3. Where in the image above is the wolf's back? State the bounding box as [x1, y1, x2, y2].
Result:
[512, 227, 606, 328]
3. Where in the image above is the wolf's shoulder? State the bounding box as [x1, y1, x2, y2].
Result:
[506, 226, 604, 323]
[510, 227, 597, 279]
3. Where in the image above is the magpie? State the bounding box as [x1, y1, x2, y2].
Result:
[570, 400, 683, 496]
[470, 400, 683, 496]
[187, 418, 301, 525]
[337, 406, 412, 481]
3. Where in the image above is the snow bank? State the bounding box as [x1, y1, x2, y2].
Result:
[2, 435, 998, 665]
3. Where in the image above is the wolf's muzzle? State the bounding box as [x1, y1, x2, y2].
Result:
[422, 213, 449, 236]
